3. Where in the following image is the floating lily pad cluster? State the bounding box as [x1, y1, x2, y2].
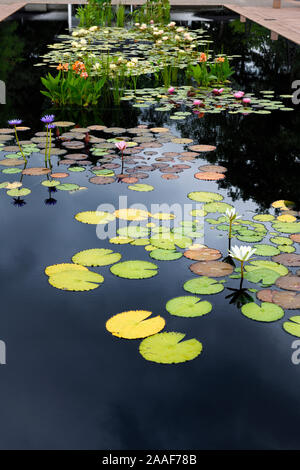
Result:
[123, 86, 294, 118]
[0, 123, 227, 203]
[37, 25, 211, 80]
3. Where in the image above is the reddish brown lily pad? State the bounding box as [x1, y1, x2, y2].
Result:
[161, 174, 179, 180]
[150, 127, 169, 133]
[199, 164, 227, 173]
[129, 172, 149, 179]
[89, 176, 115, 185]
[70, 127, 90, 133]
[143, 151, 158, 156]
[0, 128, 14, 134]
[0, 159, 24, 166]
[152, 163, 169, 169]
[62, 141, 85, 149]
[184, 247, 222, 261]
[257, 289, 300, 309]
[59, 159, 77, 165]
[290, 234, 300, 243]
[139, 142, 162, 149]
[173, 164, 191, 169]
[101, 163, 120, 169]
[65, 153, 88, 160]
[87, 125, 107, 131]
[160, 167, 183, 173]
[272, 253, 300, 267]
[195, 172, 225, 181]
[190, 261, 233, 277]
[135, 165, 155, 171]
[155, 157, 174, 162]
[180, 152, 199, 158]
[188, 145, 216, 152]
[121, 177, 139, 184]
[2, 146, 20, 152]
[162, 152, 180, 158]
[275, 275, 300, 291]
[22, 167, 51, 176]
[51, 172, 69, 178]
[123, 150, 141, 156]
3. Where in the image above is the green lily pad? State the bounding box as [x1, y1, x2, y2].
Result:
[56, 183, 80, 191]
[75, 211, 116, 225]
[244, 260, 289, 286]
[41, 180, 61, 187]
[110, 260, 158, 279]
[6, 188, 31, 197]
[165, 295, 212, 318]
[139, 332, 203, 364]
[279, 245, 295, 253]
[203, 202, 234, 214]
[72, 248, 121, 267]
[272, 222, 300, 234]
[253, 214, 275, 222]
[270, 236, 293, 246]
[283, 316, 300, 337]
[130, 238, 149, 246]
[2, 168, 22, 174]
[117, 226, 149, 239]
[149, 249, 183, 261]
[48, 269, 104, 291]
[183, 276, 225, 295]
[241, 301, 284, 322]
[253, 244, 280, 256]
[128, 184, 154, 192]
[187, 191, 223, 203]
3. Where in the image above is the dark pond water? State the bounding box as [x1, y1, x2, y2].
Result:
[0, 7, 299, 450]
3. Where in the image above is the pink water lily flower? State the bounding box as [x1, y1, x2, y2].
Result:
[168, 86, 175, 94]
[212, 88, 223, 96]
[242, 97, 251, 104]
[193, 99, 202, 106]
[115, 141, 127, 151]
[234, 91, 245, 99]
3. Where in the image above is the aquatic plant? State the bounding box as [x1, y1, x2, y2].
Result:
[76, 0, 113, 27]
[133, 0, 170, 25]
[229, 245, 256, 283]
[8, 119, 27, 163]
[41, 115, 55, 167]
[225, 208, 241, 241]
[41, 70, 106, 106]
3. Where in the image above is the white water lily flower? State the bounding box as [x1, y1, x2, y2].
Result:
[89, 26, 98, 32]
[225, 208, 241, 221]
[229, 245, 256, 262]
[176, 27, 184, 33]
[162, 36, 168, 41]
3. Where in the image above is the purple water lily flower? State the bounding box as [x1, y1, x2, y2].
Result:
[41, 114, 55, 124]
[47, 124, 56, 129]
[8, 119, 22, 126]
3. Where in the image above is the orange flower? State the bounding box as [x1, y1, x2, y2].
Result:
[216, 57, 225, 63]
[80, 71, 88, 79]
[199, 52, 207, 62]
[72, 61, 85, 74]
[57, 63, 69, 71]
